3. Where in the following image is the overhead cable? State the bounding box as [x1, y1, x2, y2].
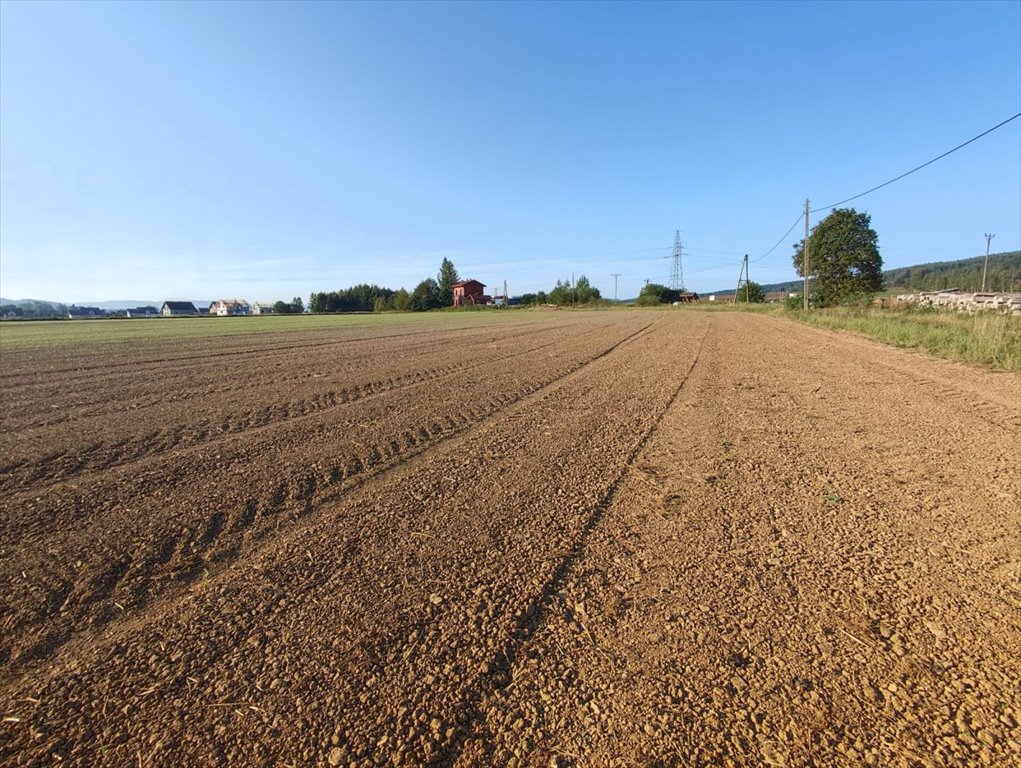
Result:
[812, 111, 1021, 212]
[752, 214, 803, 263]
[752, 111, 1021, 263]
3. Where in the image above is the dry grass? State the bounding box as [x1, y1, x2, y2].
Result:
[782, 305, 1021, 371]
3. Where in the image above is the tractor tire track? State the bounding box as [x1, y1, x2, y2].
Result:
[0, 318, 658, 672]
[0, 312, 702, 767]
[0, 322, 614, 494]
[438, 319, 709, 767]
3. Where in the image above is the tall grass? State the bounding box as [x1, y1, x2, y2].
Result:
[783, 305, 1021, 371]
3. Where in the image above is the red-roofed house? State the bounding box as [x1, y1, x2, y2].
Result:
[452, 279, 488, 307]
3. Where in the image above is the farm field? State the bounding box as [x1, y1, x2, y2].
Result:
[1, 309, 1019, 767]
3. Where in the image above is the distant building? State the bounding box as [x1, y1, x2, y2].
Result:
[125, 305, 158, 318]
[452, 279, 488, 307]
[671, 292, 700, 304]
[67, 306, 106, 319]
[210, 299, 251, 316]
[160, 301, 200, 316]
[251, 302, 274, 315]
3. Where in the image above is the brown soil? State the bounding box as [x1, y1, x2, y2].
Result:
[1, 310, 1018, 767]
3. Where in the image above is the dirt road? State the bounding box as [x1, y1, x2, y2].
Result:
[1, 311, 1018, 766]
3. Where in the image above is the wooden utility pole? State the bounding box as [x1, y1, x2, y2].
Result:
[803, 199, 811, 310]
[735, 255, 750, 302]
[982, 233, 994, 291]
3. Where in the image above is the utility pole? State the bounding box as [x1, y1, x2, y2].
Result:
[735, 254, 750, 303]
[982, 233, 994, 291]
[611, 273, 621, 303]
[803, 199, 811, 310]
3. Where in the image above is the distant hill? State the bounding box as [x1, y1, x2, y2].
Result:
[883, 252, 1020, 292]
[706, 280, 802, 297]
[90, 300, 161, 311]
[0, 298, 68, 317]
[709, 251, 1021, 296]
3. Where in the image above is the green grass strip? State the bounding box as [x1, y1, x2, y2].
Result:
[783, 306, 1021, 372]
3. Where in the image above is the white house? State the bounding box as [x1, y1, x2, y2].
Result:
[210, 299, 251, 316]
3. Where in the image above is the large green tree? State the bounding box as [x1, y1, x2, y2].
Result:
[437, 258, 460, 307]
[737, 281, 765, 303]
[793, 208, 884, 305]
[411, 278, 441, 311]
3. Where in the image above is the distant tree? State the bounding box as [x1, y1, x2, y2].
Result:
[517, 293, 538, 306]
[437, 258, 460, 307]
[393, 288, 412, 312]
[548, 280, 572, 305]
[535, 290, 548, 304]
[636, 282, 681, 306]
[793, 208, 883, 306]
[373, 297, 388, 313]
[290, 296, 304, 314]
[272, 300, 289, 314]
[411, 278, 441, 311]
[547, 276, 601, 306]
[737, 281, 766, 303]
[309, 285, 394, 312]
[3, 300, 65, 318]
[574, 275, 601, 304]
[636, 284, 663, 306]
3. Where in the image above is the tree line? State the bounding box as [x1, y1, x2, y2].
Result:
[883, 252, 1020, 293]
[308, 259, 607, 313]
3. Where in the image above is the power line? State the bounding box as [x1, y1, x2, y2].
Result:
[812, 112, 1021, 212]
[752, 112, 1021, 264]
[752, 214, 803, 263]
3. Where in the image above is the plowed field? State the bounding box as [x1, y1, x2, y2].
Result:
[1, 310, 1019, 767]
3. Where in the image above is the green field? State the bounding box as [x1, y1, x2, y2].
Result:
[0, 311, 533, 352]
[4, 304, 1019, 372]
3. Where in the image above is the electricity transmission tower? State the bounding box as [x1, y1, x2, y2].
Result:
[611, 273, 621, 303]
[669, 230, 685, 291]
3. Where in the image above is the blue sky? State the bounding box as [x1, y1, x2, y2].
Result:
[1, 0, 1019, 303]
